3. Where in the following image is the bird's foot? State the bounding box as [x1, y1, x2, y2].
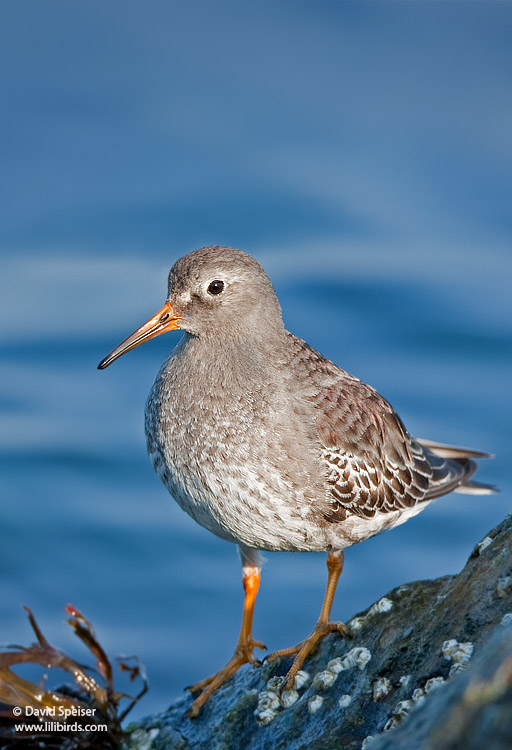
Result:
[265, 620, 349, 689]
[185, 637, 266, 717]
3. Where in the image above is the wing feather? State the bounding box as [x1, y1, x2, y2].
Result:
[284, 333, 483, 523]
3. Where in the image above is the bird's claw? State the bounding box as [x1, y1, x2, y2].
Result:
[265, 620, 349, 689]
[185, 637, 266, 717]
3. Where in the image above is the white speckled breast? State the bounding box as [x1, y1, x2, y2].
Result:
[144, 333, 331, 552]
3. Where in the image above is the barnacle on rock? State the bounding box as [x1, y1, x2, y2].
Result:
[280, 689, 299, 708]
[348, 646, 372, 670]
[308, 695, 323, 714]
[496, 576, 512, 598]
[327, 656, 346, 674]
[266, 676, 285, 691]
[294, 670, 310, 689]
[476, 536, 493, 554]
[383, 717, 398, 731]
[254, 670, 309, 723]
[442, 639, 474, 665]
[347, 616, 365, 632]
[393, 698, 415, 717]
[255, 706, 279, 726]
[348, 598, 393, 636]
[312, 669, 338, 690]
[372, 677, 392, 701]
[424, 676, 445, 694]
[256, 690, 280, 712]
[411, 687, 426, 705]
[367, 597, 393, 616]
[324, 646, 371, 676]
[254, 688, 281, 724]
[361, 736, 375, 749]
[338, 694, 352, 708]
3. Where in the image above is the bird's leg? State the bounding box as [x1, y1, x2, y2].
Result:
[186, 556, 265, 718]
[266, 550, 349, 689]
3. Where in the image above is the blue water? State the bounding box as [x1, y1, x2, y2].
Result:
[1, 1, 511, 722]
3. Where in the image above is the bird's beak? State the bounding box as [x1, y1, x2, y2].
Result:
[98, 301, 181, 369]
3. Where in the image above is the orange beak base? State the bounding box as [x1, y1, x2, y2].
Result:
[98, 301, 181, 369]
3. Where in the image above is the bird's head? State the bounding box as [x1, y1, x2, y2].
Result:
[98, 245, 283, 369]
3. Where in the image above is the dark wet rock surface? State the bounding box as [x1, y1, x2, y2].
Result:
[125, 514, 512, 750]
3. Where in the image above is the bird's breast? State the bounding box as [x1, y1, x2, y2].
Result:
[143, 346, 331, 551]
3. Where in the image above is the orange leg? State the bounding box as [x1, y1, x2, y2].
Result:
[266, 550, 349, 689]
[186, 565, 265, 717]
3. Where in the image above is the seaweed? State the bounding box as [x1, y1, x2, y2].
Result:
[0, 605, 148, 749]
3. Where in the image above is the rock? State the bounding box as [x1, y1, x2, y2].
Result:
[367, 623, 512, 750]
[124, 514, 512, 750]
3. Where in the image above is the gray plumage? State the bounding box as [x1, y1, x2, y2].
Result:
[142, 245, 493, 554]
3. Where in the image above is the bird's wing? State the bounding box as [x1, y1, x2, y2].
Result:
[284, 333, 476, 521]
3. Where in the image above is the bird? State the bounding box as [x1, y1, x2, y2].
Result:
[98, 245, 494, 717]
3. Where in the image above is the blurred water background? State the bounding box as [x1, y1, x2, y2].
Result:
[1, 1, 511, 721]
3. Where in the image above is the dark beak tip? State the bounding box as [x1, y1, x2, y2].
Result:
[97, 357, 110, 370]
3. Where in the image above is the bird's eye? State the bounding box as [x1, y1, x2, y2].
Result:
[207, 280, 224, 295]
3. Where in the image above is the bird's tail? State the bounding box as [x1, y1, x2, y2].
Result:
[453, 480, 497, 495]
[417, 438, 497, 496]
